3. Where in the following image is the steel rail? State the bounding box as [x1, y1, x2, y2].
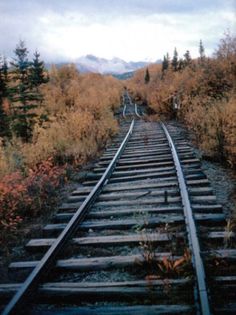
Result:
[123, 91, 140, 119]
[3, 120, 135, 315]
[122, 95, 126, 119]
[122, 103, 127, 119]
[134, 103, 142, 118]
[161, 123, 211, 315]
[122, 95, 125, 105]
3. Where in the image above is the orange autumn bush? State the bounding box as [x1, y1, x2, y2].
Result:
[0, 65, 122, 240]
[21, 66, 122, 167]
[0, 65, 122, 172]
[127, 32, 236, 166]
[222, 95, 236, 166]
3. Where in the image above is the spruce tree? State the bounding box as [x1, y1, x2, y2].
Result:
[162, 56, 166, 72]
[29, 50, 49, 89]
[162, 54, 169, 72]
[178, 58, 185, 71]
[199, 40, 205, 61]
[171, 48, 178, 71]
[0, 56, 10, 137]
[166, 53, 170, 68]
[183, 50, 191, 66]
[10, 40, 40, 141]
[144, 68, 150, 84]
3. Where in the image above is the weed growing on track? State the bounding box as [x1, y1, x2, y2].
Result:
[133, 213, 192, 279]
[224, 219, 236, 248]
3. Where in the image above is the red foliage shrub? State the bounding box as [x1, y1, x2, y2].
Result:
[0, 158, 66, 242]
[25, 158, 66, 216]
[0, 172, 26, 234]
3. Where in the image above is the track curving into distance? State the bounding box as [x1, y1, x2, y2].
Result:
[1, 93, 235, 315]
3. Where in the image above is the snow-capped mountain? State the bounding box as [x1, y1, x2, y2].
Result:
[74, 55, 158, 74]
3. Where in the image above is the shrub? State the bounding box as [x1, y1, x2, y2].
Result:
[0, 64, 122, 242]
[127, 33, 236, 166]
[0, 158, 66, 243]
[0, 172, 26, 236]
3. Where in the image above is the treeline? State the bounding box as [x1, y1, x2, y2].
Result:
[128, 32, 236, 167]
[0, 40, 49, 141]
[0, 42, 122, 238]
[161, 40, 205, 74]
[143, 41, 203, 86]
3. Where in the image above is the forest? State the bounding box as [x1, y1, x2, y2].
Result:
[0, 32, 235, 243]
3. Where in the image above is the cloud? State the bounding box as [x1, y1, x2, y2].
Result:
[0, 0, 235, 62]
[35, 9, 235, 61]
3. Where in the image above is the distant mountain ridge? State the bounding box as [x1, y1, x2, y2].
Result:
[75, 54, 157, 74]
[46, 55, 161, 75]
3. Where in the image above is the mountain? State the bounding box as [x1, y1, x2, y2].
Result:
[45, 55, 162, 76]
[74, 55, 161, 74]
[112, 71, 135, 80]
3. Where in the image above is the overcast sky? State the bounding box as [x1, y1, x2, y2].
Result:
[0, 0, 235, 62]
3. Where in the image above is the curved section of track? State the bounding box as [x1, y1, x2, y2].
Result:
[122, 91, 141, 119]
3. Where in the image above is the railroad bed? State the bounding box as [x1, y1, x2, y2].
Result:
[1, 98, 235, 314]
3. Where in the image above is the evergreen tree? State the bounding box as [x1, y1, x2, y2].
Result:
[29, 50, 49, 88]
[199, 40, 205, 61]
[10, 40, 41, 141]
[178, 58, 185, 71]
[171, 48, 178, 71]
[144, 68, 150, 84]
[183, 50, 191, 66]
[0, 56, 10, 137]
[166, 53, 170, 68]
[162, 53, 169, 72]
[162, 56, 166, 72]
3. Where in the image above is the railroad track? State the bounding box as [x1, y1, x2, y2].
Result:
[122, 90, 142, 119]
[1, 94, 235, 314]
